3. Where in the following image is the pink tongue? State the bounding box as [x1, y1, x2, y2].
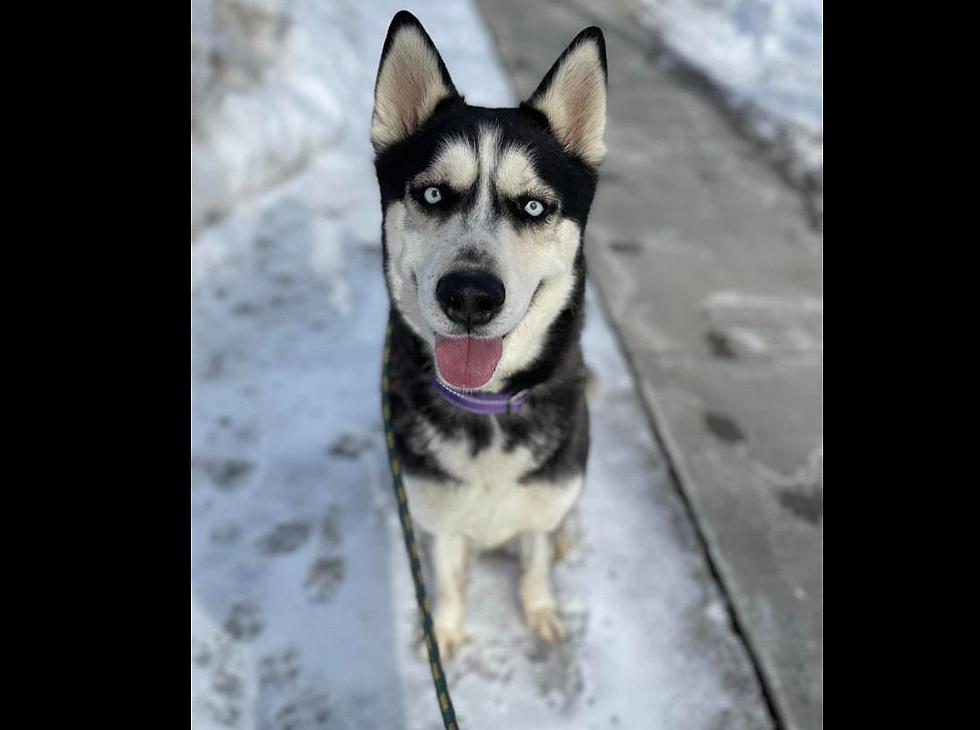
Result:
[435, 335, 503, 389]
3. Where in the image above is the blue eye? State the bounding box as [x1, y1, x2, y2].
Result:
[424, 187, 442, 204]
[524, 200, 544, 217]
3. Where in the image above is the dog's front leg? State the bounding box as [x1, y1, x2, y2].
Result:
[519, 530, 567, 643]
[428, 532, 468, 660]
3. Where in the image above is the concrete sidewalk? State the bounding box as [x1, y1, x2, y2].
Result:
[474, 1, 823, 728]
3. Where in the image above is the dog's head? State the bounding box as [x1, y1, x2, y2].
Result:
[372, 11, 606, 392]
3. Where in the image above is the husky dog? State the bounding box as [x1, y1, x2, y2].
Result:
[372, 11, 606, 658]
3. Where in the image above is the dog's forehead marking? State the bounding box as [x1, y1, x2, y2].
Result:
[416, 137, 478, 191]
[495, 145, 550, 200]
[472, 125, 501, 223]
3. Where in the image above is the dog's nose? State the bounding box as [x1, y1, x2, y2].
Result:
[436, 271, 506, 327]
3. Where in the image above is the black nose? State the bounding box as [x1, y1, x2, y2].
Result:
[436, 271, 506, 327]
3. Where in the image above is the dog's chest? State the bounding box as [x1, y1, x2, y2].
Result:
[404, 422, 581, 548]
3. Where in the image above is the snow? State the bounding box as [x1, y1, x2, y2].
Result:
[639, 0, 822, 185]
[191, 1, 773, 727]
[190, 0, 511, 234]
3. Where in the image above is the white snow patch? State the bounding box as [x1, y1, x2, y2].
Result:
[705, 599, 731, 626]
[701, 289, 823, 313]
[727, 326, 772, 355]
[191, 596, 259, 729]
[752, 445, 823, 490]
[191, 0, 513, 233]
[638, 0, 822, 182]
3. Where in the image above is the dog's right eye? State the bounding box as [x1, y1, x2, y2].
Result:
[413, 184, 457, 211]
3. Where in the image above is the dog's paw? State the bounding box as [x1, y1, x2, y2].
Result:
[524, 605, 567, 643]
[434, 622, 464, 660]
[417, 623, 464, 662]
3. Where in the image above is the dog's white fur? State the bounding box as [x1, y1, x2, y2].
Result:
[405, 420, 584, 548]
[383, 128, 583, 393]
[405, 419, 583, 654]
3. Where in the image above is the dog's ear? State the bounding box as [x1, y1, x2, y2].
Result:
[371, 11, 460, 154]
[524, 27, 607, 168]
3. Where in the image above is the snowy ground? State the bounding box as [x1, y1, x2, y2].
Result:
[637, 0, 822, 218]
[191, 1, 773, 728]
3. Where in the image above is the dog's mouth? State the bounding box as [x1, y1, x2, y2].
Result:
[434, 334, 503, 390]
[425, 280, 543, 390]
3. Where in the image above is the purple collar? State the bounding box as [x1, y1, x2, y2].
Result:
[428, 375, 529, 415]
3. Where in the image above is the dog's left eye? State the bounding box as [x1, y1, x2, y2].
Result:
[524, 200, 544, 217]
[423, 186, 443, 204]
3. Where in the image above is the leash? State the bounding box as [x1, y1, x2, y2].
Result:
[381, 321, 459, 730]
